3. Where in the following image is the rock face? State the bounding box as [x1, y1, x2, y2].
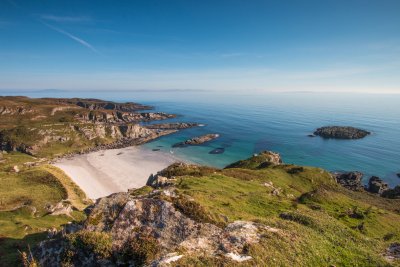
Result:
[314, 126, 370, 139]
[332, 171, 364, 191]
[35, 190, 277, 266]
[172, 134, 219, 148]
[367, 176, 389, 194]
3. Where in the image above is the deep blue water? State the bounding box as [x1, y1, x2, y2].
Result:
[4, 90, 400, 186]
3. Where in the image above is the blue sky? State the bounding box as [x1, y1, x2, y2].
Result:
[0, 0, 399, 93]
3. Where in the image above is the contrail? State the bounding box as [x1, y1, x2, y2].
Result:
[41, 21, 99, 54]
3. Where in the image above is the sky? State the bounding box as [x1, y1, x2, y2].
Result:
[0, 0, 399, 93]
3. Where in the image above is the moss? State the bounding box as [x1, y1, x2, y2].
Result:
[67, 231, 113, 259]
[125, 231, 160, 265]
[173, 195, 226, 227]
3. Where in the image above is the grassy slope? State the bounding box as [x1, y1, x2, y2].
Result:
[0, 153, 89, 266]
[160, 162, 400, 266]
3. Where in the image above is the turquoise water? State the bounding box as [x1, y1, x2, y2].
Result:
[6, 91, 400, 186]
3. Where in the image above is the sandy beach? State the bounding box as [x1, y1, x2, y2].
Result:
[54, 146, 184, 199]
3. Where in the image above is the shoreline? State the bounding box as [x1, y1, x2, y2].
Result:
[53, 145, 188, 199]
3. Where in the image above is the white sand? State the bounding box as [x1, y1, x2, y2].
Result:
[53, 146, 184, 199]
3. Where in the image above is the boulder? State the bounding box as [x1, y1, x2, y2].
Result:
[314, 126, 370, 139]
[332, 171, 364, 191]
[367, 176, 389, 194]
[381, 186, 400, 199]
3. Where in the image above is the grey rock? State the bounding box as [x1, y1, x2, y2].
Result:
[367, 176, 389, 195]
[332, 171, 364, 191]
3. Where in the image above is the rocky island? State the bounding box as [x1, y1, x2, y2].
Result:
[172, 133, 219, 147]
[313, 126, 370, 139]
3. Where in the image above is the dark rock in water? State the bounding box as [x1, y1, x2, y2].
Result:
[314, 126, 370, 139]
[173, 134, 220, 148]
[307, 134, 316, 137]
[172, 142, 189, 148]
[367, 176, 389, 195]
[381, 186, 400, 199]
[152, 148, 161, 151]
[397, 173, 400, 178]
[209, 148, 225, 154]
[332, 171, 364, 191]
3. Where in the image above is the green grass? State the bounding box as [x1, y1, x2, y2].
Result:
[166, 162, 400, 266]
[0, 152, 89, 266]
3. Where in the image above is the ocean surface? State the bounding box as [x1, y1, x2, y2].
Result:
[7, 90, 400, 186]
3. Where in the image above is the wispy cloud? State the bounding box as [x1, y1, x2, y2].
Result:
[41, 22, 99, 54]
[40, 14, 92, 23]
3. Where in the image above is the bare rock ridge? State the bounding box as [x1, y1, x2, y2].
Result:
[313, 126, 370, 139]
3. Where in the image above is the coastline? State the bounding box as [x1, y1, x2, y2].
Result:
[53, 145, 187, 199]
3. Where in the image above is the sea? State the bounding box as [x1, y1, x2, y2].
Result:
[8, 90, 400, 186]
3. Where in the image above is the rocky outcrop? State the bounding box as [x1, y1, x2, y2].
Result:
[381, 186, 400, 199]
[314, 126, 370, 139]
[76, 111, 176, 123]
[225, 151, 282, 169]
[172, 134, 219, 148]
[35, 190, 279, 266]
[145, 122, 200, 130]
[367, 176, 389, 194]
[332, 171, 364, 191]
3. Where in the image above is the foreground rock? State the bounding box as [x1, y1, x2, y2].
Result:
[314, 126, 370, 139]
[172, 134, 219, 148]
[331, 171, 364, 191]
[35, 191, 278, 266]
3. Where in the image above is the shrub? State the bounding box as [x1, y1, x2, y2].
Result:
[67, 231, 113, 259]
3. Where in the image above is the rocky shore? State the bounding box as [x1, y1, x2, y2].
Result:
[332, 171, 400, 199]
[313, 126, 370, 139]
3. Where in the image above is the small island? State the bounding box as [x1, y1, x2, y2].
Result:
[313, 126, 370, 139]
[172, 134, 220, 147]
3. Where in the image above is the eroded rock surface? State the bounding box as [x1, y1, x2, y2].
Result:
[35, 190, 278, 266]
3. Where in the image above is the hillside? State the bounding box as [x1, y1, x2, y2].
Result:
[0, 96, 196, 266]
[34, 152, 400, 266]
